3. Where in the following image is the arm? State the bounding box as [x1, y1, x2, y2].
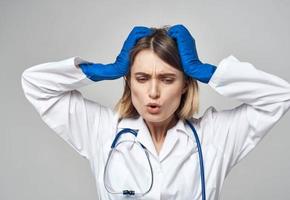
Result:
[21, 26, 153, 160]
[205, 55, 290, 170]
[21, 57, 114, 160]
[168, 24, 290, 172]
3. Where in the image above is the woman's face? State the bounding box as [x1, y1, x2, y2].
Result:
[129, 49, 187, 123]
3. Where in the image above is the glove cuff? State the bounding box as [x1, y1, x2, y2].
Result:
[79, 63, 122, 82]
[186, 63, 217, 84]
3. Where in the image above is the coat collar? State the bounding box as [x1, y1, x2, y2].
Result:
[116, 115, 198, 162]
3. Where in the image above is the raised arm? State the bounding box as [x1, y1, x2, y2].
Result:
[21, 56, 110, 160]
[168, 24, 290, 172]
[21, 26, 153, 160]
[206, 55, 290, 170]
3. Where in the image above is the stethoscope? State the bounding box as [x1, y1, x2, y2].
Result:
[103, 119, 206, 200]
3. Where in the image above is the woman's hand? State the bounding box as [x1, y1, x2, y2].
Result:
[168, 24, 216, 83]
[114, 26, 153, 76]
[79, 26, 153, 82]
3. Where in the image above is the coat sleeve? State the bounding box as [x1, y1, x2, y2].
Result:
[204, 55, 290, 171]
[21, 57, 116, 160]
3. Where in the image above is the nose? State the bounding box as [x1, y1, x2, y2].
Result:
[148, 79, 160, 99]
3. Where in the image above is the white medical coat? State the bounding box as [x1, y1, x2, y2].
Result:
[21, 55, 290, 200]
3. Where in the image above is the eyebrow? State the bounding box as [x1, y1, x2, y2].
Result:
[134, 72, 177, 77]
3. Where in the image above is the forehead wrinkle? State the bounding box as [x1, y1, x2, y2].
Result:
[133, 59, 177, 74]
[134, 72, 177, 78]
[131, 50, 178, 75]
[153, 51, 156, 74]
[133, 64, 178, 76]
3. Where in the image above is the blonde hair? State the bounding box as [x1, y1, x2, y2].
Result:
[114, 25, 199, 121]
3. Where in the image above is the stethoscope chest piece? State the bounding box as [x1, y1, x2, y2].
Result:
[103, 128, 154, 197]
[103, 120, 206, 200]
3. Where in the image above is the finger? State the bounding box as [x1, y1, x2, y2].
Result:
[168, 24, 186, 39]
[123, 26, 153, 50]
[130, 26, 153, 42]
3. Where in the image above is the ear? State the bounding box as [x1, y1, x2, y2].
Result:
[124, 76, 131, 88]
[182, 80, 188, 94]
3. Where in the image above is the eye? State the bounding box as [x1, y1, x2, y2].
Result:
[162, 78, 174, 84]
[136, 77, 148, 82]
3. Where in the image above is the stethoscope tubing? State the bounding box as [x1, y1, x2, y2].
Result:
[103, 120, 206, 200]
[185, 119, 206, 200]
[104, 135, 154, 197]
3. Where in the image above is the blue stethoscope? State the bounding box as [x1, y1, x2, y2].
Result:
[103, 119, 206, 200]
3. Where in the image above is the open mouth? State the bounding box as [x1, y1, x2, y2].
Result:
[147, 105, 161, 114]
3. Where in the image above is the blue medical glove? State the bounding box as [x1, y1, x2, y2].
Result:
[168, 24, 217, 84]
[79, 26, 153, 82]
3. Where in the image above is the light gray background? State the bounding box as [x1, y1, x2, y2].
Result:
[1, 0, 290, 199]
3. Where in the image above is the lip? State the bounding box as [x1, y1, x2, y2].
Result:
[146, 103, 161, 107]
[146, 103, 161, 114]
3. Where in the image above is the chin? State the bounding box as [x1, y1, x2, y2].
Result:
[142, 113, 170, 123]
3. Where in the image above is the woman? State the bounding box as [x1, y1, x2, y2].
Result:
[21, 24, 290, 200]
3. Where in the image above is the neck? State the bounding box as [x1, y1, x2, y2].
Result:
[144, 114, 178, 143]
